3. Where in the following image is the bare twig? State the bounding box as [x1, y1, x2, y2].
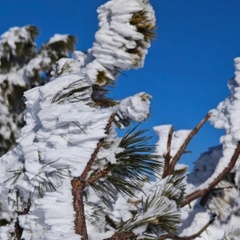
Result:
[158, 218, 215, 240]
[166, 113, 211, 177]
[104, 231, 136, 240]
[182, 142, 240, 207]
[71, 113, 115, 239]
[162, 126, 174, 178]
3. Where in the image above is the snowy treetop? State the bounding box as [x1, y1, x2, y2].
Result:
[0, 26, 35, 56]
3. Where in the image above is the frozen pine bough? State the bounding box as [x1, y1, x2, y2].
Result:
[0, 0, 172, 239]
[1, 0, 240, 239]
[150, 57, 240, 239]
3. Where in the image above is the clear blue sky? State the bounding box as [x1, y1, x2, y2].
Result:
[1, 0, 240, 170]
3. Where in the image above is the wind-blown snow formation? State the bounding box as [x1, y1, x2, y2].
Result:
[2, 0, 240, 238]
[0, 0, 156, 239]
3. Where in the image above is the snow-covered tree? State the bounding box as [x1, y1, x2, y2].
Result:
[0, 25, 75, 156]
[1, 0, 240, 239]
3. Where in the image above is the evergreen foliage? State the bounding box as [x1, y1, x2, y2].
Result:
[0, 0, 240, 239]
[0, 26, 76, 156]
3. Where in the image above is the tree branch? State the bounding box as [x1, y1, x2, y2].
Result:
[104, 231, 136, 240]
[14, 194, 31, 240]
[85, 167, 110, 186]
[166, 113, 211, 177]
[181, 142, 240, 207]
[162, 126, 174, 178]
[80, 113, 115, 181]
[158, 218, 215, 240]
[71, 179, 87, 239]
[71, 113, 115, 239]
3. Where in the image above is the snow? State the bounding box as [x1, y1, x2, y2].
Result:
[0, 26, 31, 55]
[154, 125, 191, 173]
[116, 92, 151, 124]
[24, 55, 52, 79]
[0, 68, 114, 238]
[0, 0, 157, 238]
[153, 55, 240, 238]
[177, 57, 240, 240]
[188, 57, 240, 192]
[48, 34, 70, 44]
[2, 0, 240, 238]
[154, 125, 173, 155]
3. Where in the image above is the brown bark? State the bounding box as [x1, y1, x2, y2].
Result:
[71, 114, 115, 239]
[71, 179, 87, 239]
[104, 231, 136, 240]
[165, 113, 211, 177]
[181, 142, 240, 207]
[162, 126, 174, 178]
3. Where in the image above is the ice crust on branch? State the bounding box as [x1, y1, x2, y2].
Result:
[0, 0, 156, 239]
[154, 125, 191, 165]
[179, 58, 240, 239]
[74, 0, 156, 86]
[193, 57, 240, 190]
[0, 73, 113, 238]
[115, 92, 151, 127]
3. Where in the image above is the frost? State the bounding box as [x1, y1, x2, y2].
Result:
[115, 92, 151, 125]
[192, 57, 240, 191]
[0, 0, 156, 238]
[154, 124, 190, 172]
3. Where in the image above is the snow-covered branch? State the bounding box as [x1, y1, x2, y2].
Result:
[158, 217, 215, 240]
[182, 142, 240, 207]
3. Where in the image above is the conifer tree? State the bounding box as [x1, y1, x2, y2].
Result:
[0, 26, 75, 156]
[0, 0, 240, 239]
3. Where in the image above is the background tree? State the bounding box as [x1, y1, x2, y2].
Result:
[0, 0, 240, 239]
[0, 25, 75, 156]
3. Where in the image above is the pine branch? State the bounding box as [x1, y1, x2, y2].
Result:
[163, 113, 211, 178]
[181, 142, 240, 207]
[163, 126, 174, 177]
[104, 231, 136, 240]
[71, 179, 87, 239]
[86, 167, 110, 186]
[14, 198, 31, 240]
[88, 126, 161, 206]
[71, 113, 115, 239]
[158, 217, 215, 240]
[80, 114, 115, 181]
[223, 228, 240, 239]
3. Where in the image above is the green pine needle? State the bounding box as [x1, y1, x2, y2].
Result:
[52, 80, 92, 104]
[90, 126, 161, 208]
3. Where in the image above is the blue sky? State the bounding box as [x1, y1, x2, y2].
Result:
[1, 0, 240, 170]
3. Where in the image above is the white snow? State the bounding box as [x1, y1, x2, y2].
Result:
[0, 0, 157, 239]
[0, 26, 31, 55]
[48, 34, 70, 44]
[116, 92, 151, 124]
